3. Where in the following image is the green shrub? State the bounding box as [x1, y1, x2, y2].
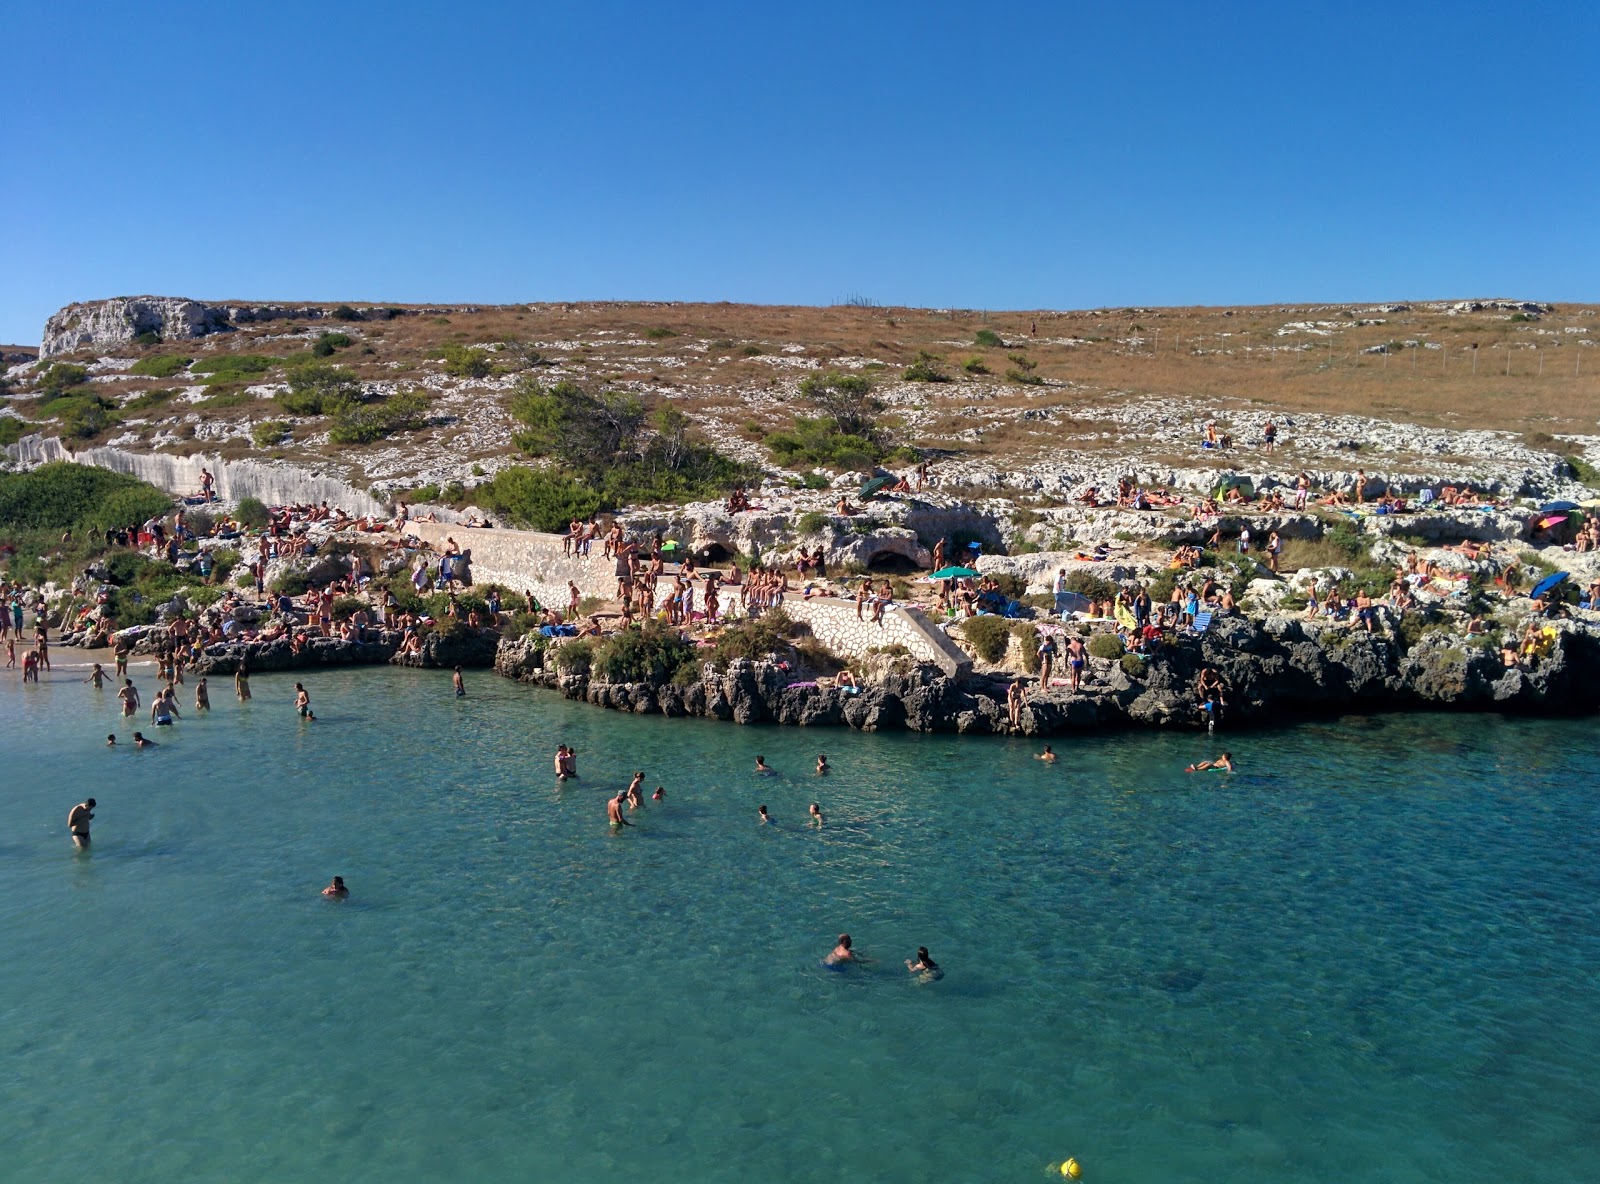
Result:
[1006, 368, 1045, 386]
[193, 389, 251, 411]
[963, 356, 990, 375]
[767, 417, 880, 471]
[133, 330, 161, 346]
[328, 390, 431, 445]
[333, 305, 362, 321]
[36, 362, 89, 396]
[1566, 455, 1600, 486]
[711, 609, 795, 666]
[278, 363, 365, 416]
[1065, 570, 1117, 602]
[962, 615, 1012, 662]
[330, 595, 367, 620]
[553, 638, 593, 675]
[121, 387, 175, 414]
[592, 621, 696, 683]
[311, 331, 354, 357]
[270, 570, 311, 596]
[210, 548, 240, 583]
[975, 328, 1005, 348]
[192, 354, 273, 376]
[1088, 633, 1124, 659]
[235, 497, 271, 529]
[129, 354, 191, 378]
[740, 343, 764, 356]
[0, 416, 30, 446]
[800, 471, 830, 490]
[644, 327, 679, 340]
[903, 352, 950, 383]
[441, 342, 492, 378]
[0, 463, 171, 532]
[477, 467, 602, 532]
[1119, 653, 1146, 678]
[252, 421, 289, 448]
[797, 510, 830, 535]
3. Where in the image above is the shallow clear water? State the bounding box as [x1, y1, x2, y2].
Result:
[2, 662, 1598, 1182]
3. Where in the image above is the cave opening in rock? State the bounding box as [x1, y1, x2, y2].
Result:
[695, 542, 735, 566]
[865, 551, 921, 575]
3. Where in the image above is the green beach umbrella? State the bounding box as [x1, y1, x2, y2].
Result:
[928, 565, 981, 580]
[858, 475, 895, 499]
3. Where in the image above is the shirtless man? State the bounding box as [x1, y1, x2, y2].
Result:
[1187, 753, 1235, 772]
[809, 802, 824, 827]
[68, 798, 96, 848]
[815, 754, 830, 775]
[117, 679, 141, 718]
[322, 876, 349, 898]
[755, 756, 774, 775]
[294, 682, 315, 721]
[1037, 744, 1057, 763]
[823, 934, 865, 967]
[607, 791, 633, 830]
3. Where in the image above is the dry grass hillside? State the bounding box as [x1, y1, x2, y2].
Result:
[5, 297, 1598, 496]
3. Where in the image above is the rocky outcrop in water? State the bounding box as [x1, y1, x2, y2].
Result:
[493, 617, 1600, 735]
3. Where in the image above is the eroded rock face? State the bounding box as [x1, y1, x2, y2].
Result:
[43, 298, 232, 357]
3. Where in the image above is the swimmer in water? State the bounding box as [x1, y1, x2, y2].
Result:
[1186, 753, 1234, 772]
[322, 876, 349, 899]
[106, 734, 116, 747]
[758, 804, 771, 824]
[652, 786, 665, 802]
[68, 798, 96, 848]
[452, 665, 465, 698]
[84, 663, 107, 689]
[235, 664, 251, 702]
[294, 682, 315, 721]
[809, 802, 824, 827]
[626, 772, 645, 811]
[1036, 744, 1056, 762]
[194, 677, 209, 712]
[815, 754, 830, 775]
[755, 756, 774, 775]
[607, 791, 633, 830]
[118, 678, 140, 718]
[133, 731, 156, 748]
[905, 947, 943, 981]
[824, 933, 867, 967]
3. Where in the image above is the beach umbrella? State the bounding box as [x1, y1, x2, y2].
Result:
[928, 566, 981, 580]
[1210, 477, 1254, 500]
[1537, 515, 1568, 529]
[1530, 571, 1568, 600]
[1539, 500, 1580, 513]
[858, 475, 895, 499]
[1054, 590, 1091, 614]
[660, 540, 681, 553]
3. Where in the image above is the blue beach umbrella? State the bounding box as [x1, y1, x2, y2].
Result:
[1530, 571, 1568, 600]
[1539, 500, 1580, 514]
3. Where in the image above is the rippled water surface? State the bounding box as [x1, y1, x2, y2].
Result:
[2, 662, 1598, 1182]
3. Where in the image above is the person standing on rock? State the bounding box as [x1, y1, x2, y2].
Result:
[568, 581, 580, 620]
[1007, 680, 1027, 727]
[1266, 531, 1282, 574]
[1037, 632, 1057, 691]
[1355, 469, 1368, 504]
[1065, 635, 1086, 693]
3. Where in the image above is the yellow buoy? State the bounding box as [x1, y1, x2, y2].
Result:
[1061, 1158, 1081, 1178]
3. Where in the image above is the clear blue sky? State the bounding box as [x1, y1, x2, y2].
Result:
[3, 1, 1595, 344]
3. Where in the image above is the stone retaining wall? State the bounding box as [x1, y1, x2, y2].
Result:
[775, 595, 973, 677]
[403, 521, 617, 607]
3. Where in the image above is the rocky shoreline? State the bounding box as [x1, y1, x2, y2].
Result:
[492, 615, 1600, 735]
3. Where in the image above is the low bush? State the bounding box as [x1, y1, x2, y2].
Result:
[236, 496, 270, 530]
[767, 416, 881, 471]
[328, 390, 431, 445]
[330, 595, 367, 620]
[477, 467, 602, 532]
[963, 356, 989, 375]
[1119, 653, 1146, 678]
[592, 621, 697, 683]
[311, 331, 353, 357]
[740, 343, 765, 356]
[0, 416, 30, 446]
[129, 354, 191, 378]
[270, 570, 310, 596]
[252, 420, 289, 449]
[192, 354, 274, 376]
[903, 352, 951, 383]
[36, 362, 89, 396]
[797, 510, 830, 535]
[0, 462, 171, 532]
[962, 615, 1012, 663]
[711, 609, 795, 666]
[121, 387, 175, 414]
[1064, 570, 1117, 602]
[974, 328, 1005, 348]
[1006, 368, 1045, 386]
[1088, 633, 1124, 659]
[645, 327, 679, 340]
[553, 638, 593, 675]
[277, 363, 365, 416]
[441, 343, 492, 378]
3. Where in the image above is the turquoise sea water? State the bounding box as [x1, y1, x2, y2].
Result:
[2, 661, 1598, 1182]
